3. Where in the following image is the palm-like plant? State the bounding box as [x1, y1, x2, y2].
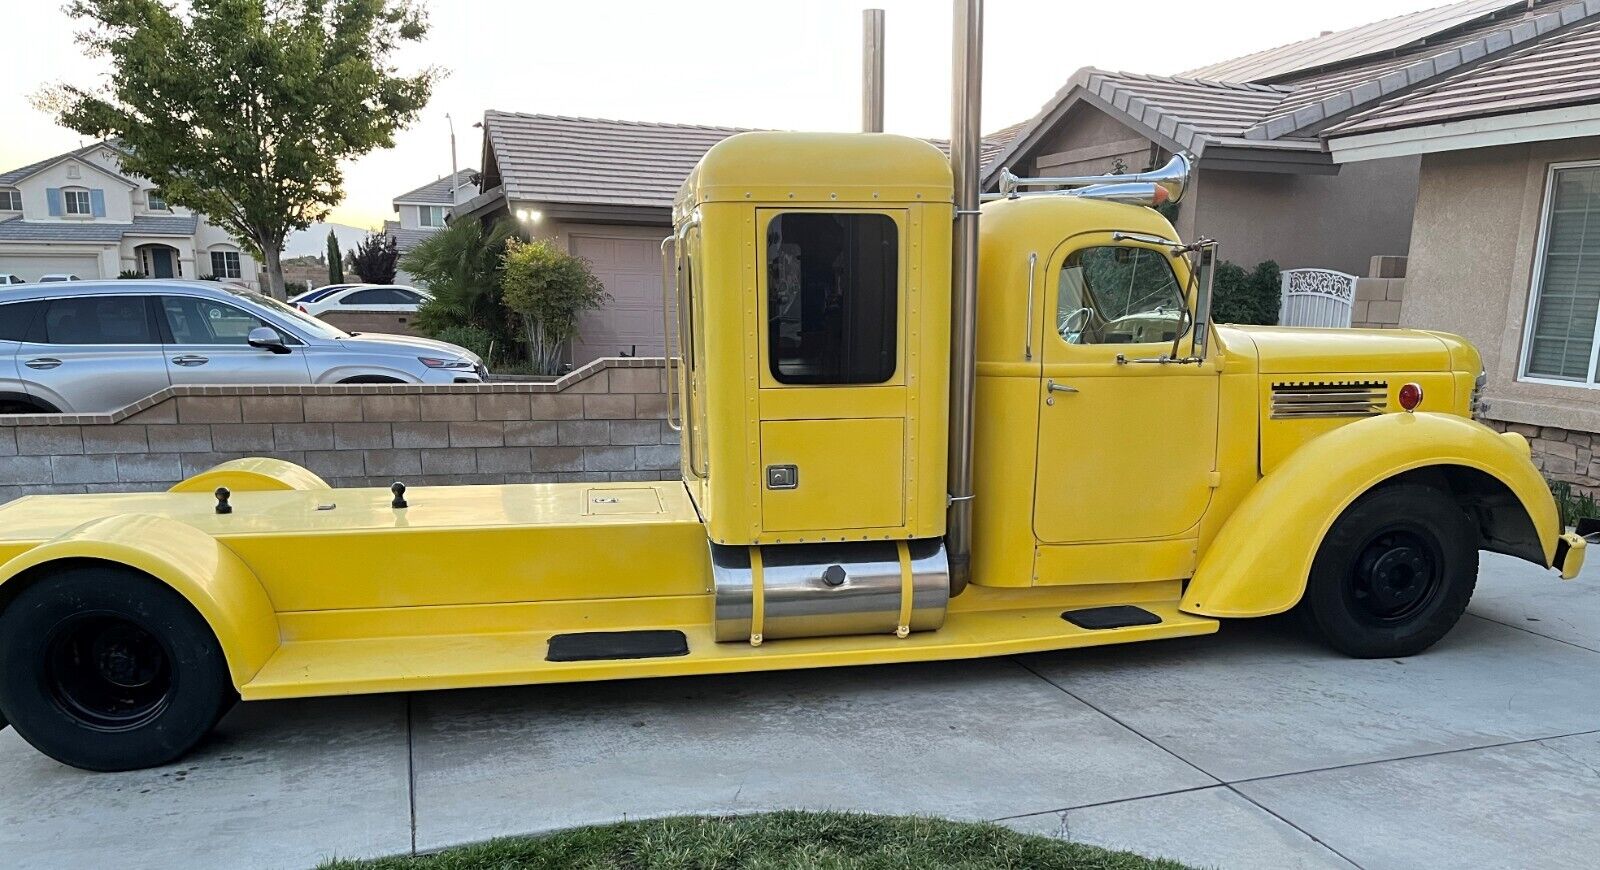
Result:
[403, 218, 519, 355]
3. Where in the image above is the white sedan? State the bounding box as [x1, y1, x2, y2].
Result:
[297, 284, 430, 316]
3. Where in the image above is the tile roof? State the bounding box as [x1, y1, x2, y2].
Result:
[983, 0, 1600, 181]
[393, 169, 478, 205]
[480, 112, 1021, 211]
[1183, 0, 1523, 83]
[382, 220, 439, 253]
[1328, 16, 1600, 134]
[482, 112, 750, 209]
[0, 214, 198, 242]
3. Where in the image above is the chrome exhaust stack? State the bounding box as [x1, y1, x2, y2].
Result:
[862, 9, 885, 132]
[945, 0, 982, 596]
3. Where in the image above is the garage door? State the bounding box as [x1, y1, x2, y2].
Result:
[0, 253, 103, 282]
[570, 234, 665, 364]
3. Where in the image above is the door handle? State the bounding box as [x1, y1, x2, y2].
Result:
[23, 357, 61, 370]
[1047, 379, 1078, 393]
[172, 355, 210, 367]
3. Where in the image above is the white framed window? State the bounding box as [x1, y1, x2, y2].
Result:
[419, 205, 446, 228]
[147, 189, 169, 211]
[0, 189, 19, 211]
[64, 189, 92, 216]
[210, 250, 242, 279]
[1521, 161, 1600, 385]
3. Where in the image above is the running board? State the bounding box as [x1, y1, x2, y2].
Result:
[240, 601, 1217, 700]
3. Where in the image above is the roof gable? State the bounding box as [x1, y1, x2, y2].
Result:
[983, 0, 1600, 184]
[393, 169, 478, 206]
[0, 142, 138, 189]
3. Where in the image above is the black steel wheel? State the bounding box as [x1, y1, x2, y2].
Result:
[1303, 483, 1478, 658]
[0, 566, 235, 771]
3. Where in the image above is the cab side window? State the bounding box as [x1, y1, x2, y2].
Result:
[1058, 246, 1185, 345]
[766, 212, 898, 384]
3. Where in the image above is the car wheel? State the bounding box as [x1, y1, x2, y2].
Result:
[0, 398, 59, 415]
[0, 566, 236, 771]
[1302, 483, 1478, 658]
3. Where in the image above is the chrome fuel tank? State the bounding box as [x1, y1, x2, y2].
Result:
[712, 539, 949, 643]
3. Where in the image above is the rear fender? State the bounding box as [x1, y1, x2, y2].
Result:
[169, 457, 330, 493]
[0, 514, 279, 686]
[1183, 413, 1559, 618]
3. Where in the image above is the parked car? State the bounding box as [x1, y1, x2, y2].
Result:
[37, 274, 81, 283]
[0, 280, 485, 414]
[298, 284, 430, 316]
[0, 274, 24, 286]
[288, 282, 363, 305]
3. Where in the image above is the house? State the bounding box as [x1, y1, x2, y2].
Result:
[382, 168, 476, 286]
[460, 0, 1597, 364]
[0, 142, 257, 287]
[1322, 5, 1600, 492]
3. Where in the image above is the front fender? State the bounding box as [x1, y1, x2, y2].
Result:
[1183, 412, 1560, 618]
[0, 514, 279, 686]
[169, 457, 330, 493]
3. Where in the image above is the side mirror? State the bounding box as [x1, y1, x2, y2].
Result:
[248, 326, 291, 354]
[1184, 239, 1219, 362]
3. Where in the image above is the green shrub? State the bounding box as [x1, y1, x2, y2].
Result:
[404, 218, 520, 356]
[1210, 258, 1281, 326]
[431, 324, 495, 361]
[117, 270, 143, 279]
[501, 237, 608, 375]
[1549, 477, 1600, 528]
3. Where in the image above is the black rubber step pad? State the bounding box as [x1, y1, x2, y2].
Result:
[1061, 606, 1164, 630]
[546, 630, 690, 662]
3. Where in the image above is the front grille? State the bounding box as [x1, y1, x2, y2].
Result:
[1270, 380, 1388, 419]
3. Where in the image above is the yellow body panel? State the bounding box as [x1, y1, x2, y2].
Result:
[1183, 412, 1563, 617]
[0, 514, 279, 685]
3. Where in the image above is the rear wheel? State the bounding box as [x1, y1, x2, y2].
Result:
[1303, 484, 1478, 658]
[0, 566, 235, 771]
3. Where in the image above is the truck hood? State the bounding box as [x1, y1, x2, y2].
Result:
[1223, 326, 1452, 374]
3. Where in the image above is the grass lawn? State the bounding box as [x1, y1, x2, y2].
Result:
[321, 811, 1193, 869]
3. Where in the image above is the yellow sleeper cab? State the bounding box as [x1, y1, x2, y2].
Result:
[0, 130, 1581, 772]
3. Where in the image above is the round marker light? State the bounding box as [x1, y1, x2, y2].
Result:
[1398, 382, 1423, 412]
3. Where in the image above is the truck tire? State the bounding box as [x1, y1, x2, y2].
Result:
[1303, 483, 1478, 658]
[0, 566, 236, 771]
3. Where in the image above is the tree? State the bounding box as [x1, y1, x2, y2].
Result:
[351, 231, 399, 284]
[42, 0, 437, 298]
[326, 230, 345, 285]
[405, 217, 519, 352]
[500, 238, 609, 374]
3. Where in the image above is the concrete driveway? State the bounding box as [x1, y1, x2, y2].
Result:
[3, 551, 1597, 870]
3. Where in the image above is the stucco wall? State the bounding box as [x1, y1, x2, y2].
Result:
[1402, 137, 1600, 434]
[1189, 156, 1420, 276]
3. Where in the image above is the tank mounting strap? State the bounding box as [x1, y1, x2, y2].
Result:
[895, 540, 914, 638]
[749, 546, 765, 647]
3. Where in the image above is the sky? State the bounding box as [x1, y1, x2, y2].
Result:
[3, 0, 1452, 230]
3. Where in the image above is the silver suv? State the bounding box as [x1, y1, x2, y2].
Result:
[0, 280, 485, 414]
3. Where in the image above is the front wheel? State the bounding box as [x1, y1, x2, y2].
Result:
[1302, 483, 1478, 658]
[0, 566, 236, 771]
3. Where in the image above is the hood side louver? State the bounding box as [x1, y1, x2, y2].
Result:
[1271, 380, 1388, 419]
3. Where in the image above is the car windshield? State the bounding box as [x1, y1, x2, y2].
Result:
[232, 289, 349, 339]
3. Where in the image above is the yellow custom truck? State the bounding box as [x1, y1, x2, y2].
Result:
[0, 31, 1586, 771]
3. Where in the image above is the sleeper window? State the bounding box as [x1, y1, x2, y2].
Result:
[766, 212, 897, 384]
[1057, 246, 1185, 345]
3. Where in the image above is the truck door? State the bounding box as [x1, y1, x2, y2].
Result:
[1032, 233, 1219, 544]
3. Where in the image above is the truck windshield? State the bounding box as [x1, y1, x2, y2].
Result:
[1058, 246, 1185, 345]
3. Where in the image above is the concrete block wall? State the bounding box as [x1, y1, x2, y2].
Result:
[0, 358, 680, 505]
[1352, 255, 1407, 329]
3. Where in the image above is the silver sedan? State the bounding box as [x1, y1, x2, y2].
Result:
[0, 280, 485, 414]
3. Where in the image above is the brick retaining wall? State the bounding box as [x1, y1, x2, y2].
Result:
[0, 358, 680, 504]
